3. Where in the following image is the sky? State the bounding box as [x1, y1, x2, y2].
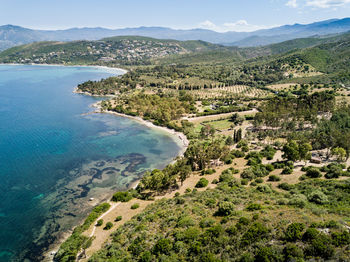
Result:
[0, 0, 349, 32]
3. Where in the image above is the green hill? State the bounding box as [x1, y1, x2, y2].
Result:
[90, 179, 350, 262]
[0, 36, 227, 66]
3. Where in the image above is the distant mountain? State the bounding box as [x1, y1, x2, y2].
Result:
[0, 18, 350, 51]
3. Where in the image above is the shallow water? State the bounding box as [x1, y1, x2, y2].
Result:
[0, 65, 181, 261]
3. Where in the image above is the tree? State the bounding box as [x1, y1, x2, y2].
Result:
[200, 124, 215, 138]
[231, 113, 244, 125]
[299, 142, 312, 165]
[178, 165, 192, 185]
[139, 169, 172, 192]
[331, 147, 346, 162]
[225, 135, 234, 145]
[283, 140, 312, 164]
[283, 141, 300, 162]
[233, 128, 243, 143]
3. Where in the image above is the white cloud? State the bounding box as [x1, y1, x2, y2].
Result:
[198, 20, 219, 31]
[286, 0, 298, 8]
[198, 20, 274, 32]
[306, 0, 350, 8]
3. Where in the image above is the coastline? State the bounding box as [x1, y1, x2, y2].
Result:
[94, 103, 189, 156]
[0, 62, 128, 75]
[44, 65, 189, 261]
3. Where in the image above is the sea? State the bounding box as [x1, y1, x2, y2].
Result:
[0, 64, 182, 261]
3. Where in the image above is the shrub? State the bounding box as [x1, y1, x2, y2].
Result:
[177, 216, 196, 228]
[232, 150, 245, 158]
[251, 165, 270, 177]
[239, 253, 254, 262]
[305, 234, 335, 259]
[241, 179, 248, 185]
[200, 252, 220, 262]
[278, 182, 293, 191]
[114, 216, 122, 222]
[246, 203, 262, 211]
[285, 223, 305, 241]
[302, 228, 319, 242]
[241, 168, 255, 180]
[268, 175, 281, 182]
[103, 222, 113, 230]
[139, 251, 152, 262]
[308, 190, 328, 205]
[238, 217, 250, 226]
[325, 171, 340, 179]
[241, 222, 269, 246]
[265, 164, 275, 172]
[131, 203, 140, 209]
[96, 219, 103, 227]
[256, 184, 272, 193]
[152, 238, 173, 255]
[331, 231, 350, 247]
[175, 197, 185, 205]
[237, 140, 248, 148]
[255, 246, 279, 262]
[217, 201, 235, 216]
[112, 191, 133, 202]
[185, 188, 192, 193]
[250, 181, 257, 186]
[281, 167, 293, 174]
[174, 192, 180, 197]
[255, 178, 264, 183]
[199, 218, 215, 228]
[195, 178, 209, 188]
[288, 194, 307, 208]
[261, 145, 277, 160]
[204, 168, 216, 175]
[306, 168, 322, 178]
[273, 161, 285, 169]
[212, 179, 218, 184]
[220, 172, 234, 183]
[283, 243, 304, 260]
[224, 159, 233, 164]
[183, 226, 201, 241]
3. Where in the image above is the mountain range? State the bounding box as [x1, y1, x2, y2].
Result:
[0, 18, 350, 51]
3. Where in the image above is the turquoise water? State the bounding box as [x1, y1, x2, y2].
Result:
[0, 65, 181, 261]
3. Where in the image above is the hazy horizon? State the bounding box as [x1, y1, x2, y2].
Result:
[1, 0, 350, 32]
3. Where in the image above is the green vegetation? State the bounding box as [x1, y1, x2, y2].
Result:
[130, 203, 140, 210]
[89, 178, 350, 261]
[103, 222, 113, 230]
[111, 191, 133, 202]
[54, 202, 110, 262]
[43, 31, 350, 262]
[96, 219, 103, 227]
[115, 216, 122, 222]
[195, 178, 209, 188]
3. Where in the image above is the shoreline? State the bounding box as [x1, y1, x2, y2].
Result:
[44, 66, 189, 261]
[93, 102, 189, 156]
[0, 62, 128, 75]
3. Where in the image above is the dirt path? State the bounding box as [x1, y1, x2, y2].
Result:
[80, 158, 247, 261]
[78, 150, 345, 261]
[184, 109, 258, 124]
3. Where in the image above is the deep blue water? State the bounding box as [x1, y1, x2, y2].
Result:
[0, 65, 181, 261]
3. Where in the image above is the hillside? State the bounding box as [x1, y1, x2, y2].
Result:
[3, 31, 349, 69]
[47, 27, 350, 262]
[1, 18, 350, 51]
[0, 36, 227, 66]
[90, 178, 350, 262]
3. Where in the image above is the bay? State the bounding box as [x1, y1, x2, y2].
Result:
[0, 65, 182, 261]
